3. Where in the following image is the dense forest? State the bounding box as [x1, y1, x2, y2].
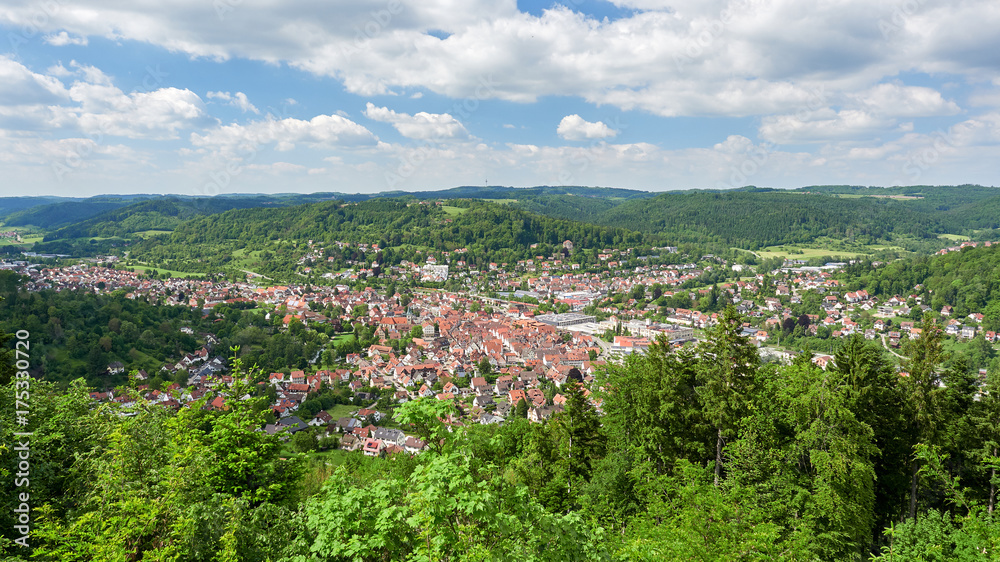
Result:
[128, 198, 656, 278]
[9, 185, 1000, 267]
[4, 309, 1000, 559]
[40, 198, 289, 241]
[0, 271, 201, 387]
[594, 186, 1000, 248]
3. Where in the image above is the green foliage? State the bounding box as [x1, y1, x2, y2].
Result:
[296, 451, 609, 562]
[598, 185, 1000, 249]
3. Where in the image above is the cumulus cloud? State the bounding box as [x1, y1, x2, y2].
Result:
[759, 109, 898, 144]
[44, 31, 88, 46]
[0, 0, 993, 119]
[190, 114, 378, 154]
[0, 56, 210, 139]
[0, 56, 68, 106]
[363, 103, 468, 140]
[853, 83, 960, 117]
[207, 91, 260, 114]
[556, 114, 618, 141]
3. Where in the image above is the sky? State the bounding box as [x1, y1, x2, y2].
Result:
[0, 0, 998, 197]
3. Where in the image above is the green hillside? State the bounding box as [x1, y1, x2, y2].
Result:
[129, 198, 654, 278]
[594, 185, 1000, 248]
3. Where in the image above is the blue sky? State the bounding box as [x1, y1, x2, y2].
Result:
[0, 0, 998, 197]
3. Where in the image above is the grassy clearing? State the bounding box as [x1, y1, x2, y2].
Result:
[129, 265, 206, 278]
[441, 205, 469, 216]
[231, 248, 263, 270]
[332, 334, 356, 345]
[832, 194, 923, 200]
[134, 230, 173, 238]
[938, 233, 971, 241]
[942, 337, 971, 356]
[483, 198, 517, 204]
[324, 403, 356, 419]
[756, 246, 870, 260]
[15, 234, 44, 245]
[753, 239, 905, 260]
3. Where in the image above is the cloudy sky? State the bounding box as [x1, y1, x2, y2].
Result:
[0, 0, 998, 197]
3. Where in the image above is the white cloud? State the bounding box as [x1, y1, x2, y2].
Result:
[0, 56, 68, 106]
[246, 162, 307, 174]
[557, 114, 618, 141]
[56, 85, 213, 139]
[44, 31, 88, 46]
[0, 56, 209, 139]
[760, 109, 897, 144]
[853, 83, 960, 117]
[362, 103, 468, 140]
[190, 114, 378, 155]
[0, 0, 993, 120]
[207, 91, 260, 114]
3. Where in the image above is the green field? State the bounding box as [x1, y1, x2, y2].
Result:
[441, 205, 469, 216]
[324, 403, 356, 420]
[134, 230, 173, 238]
[129, 265, 206, 278]
[938, 233, 971, 241]
[753, 238, 904, 260]
[12, 234, 44, 245]
[756, 246, 869, 260]
[332, 334, 357, 345]
[231, 248, 264, 269]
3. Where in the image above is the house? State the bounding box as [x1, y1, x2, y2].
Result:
[278, 415, 309, 434]
[336, 417, 358, 433]
[340, 433, 360, 451]
[479, 413, 504, 425]
[961, 326, 977, 339]
[373, 427, 407, 447]
[309, 411, 333, 427]
[528, 404, 564, 422]
[107, 361, 125, 375]
[357, 408, 384, 423]
[508, 389, 527, 406]
[404, 436, 427, 454]
[362, 438, 384, 457]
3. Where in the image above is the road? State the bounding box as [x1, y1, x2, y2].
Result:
[881, 333, 906, 359]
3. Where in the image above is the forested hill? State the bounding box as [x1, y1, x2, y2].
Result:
[3, 197, 139, 229]
[0, 196, 71, 219]
[843, 242, 1000, 325]
[355, 185, 656, 222]
[14, 185, 1000, 255]
[42, 197, 296, 240]
[131, 199, 655, 275]
[162, 199, 646, 249]
[593, 186, 1000, 248]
